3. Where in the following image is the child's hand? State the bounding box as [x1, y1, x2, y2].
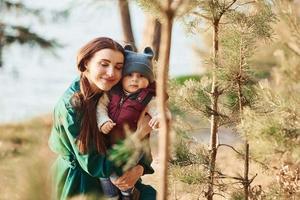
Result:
[100, 120, 116, 134]
[149, 116, 159, 130]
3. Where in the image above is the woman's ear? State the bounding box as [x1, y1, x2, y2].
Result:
[143, 47, 154, 59]
[124, 44, 135, 51]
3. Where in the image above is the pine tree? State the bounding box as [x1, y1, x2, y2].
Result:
[237, 0, 300, 198]
[136, 0, 193, 199]
[171, 0, 275, 199]
[0, 0, 62, 67]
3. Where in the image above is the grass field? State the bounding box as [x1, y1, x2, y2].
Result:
[0, 115, 278, 200]
[0, 115, 54, 200]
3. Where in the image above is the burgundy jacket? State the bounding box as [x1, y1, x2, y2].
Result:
[106, 82, 156, 146]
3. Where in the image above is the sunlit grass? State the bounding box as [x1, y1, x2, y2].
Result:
[0, 115, 54, 200]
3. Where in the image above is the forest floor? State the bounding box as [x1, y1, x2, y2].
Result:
[0, 115, 275, 200]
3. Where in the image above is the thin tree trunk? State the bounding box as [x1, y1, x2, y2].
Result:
[157, 1, 173, 199]
[142, 15, 161, 60]
[0, 29, 3, 68]
[207, 19, 220, 200]
[0, 46, 2, 68]
[118, 0, 136, 49]
[244, 142, 249, 199]
[238, 39, 249, 200]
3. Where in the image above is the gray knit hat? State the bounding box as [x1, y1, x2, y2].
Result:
[123, 45, 154, 83]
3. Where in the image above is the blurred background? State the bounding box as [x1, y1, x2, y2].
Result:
[1, 0, 300, 199]
[0, 0, 203, 123]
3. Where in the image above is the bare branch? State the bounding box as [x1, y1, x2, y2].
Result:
[184, 98, 207, 114]
[225, 0, 238, 11]
[214, 192, 226, 198]
[285, 42, 300, 56]
[192, 11, 211, 21]
[249, 173, 258, 184]
[219, 0, 238, 18]
[218, 143, 243, 156]
[232, 1, 256, 11]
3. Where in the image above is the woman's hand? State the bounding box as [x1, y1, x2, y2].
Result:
[135, 109, 152, 140]
[111, 165, 144, 191]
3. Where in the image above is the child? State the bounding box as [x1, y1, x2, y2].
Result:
[96, 45, 164, 200]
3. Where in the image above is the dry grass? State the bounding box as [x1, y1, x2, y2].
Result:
[144, 132, 282, 200]
[1, 116, 294, 200]
[0, 115, 54, 200]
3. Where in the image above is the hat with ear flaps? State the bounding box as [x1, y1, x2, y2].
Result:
[123, 44, 155, 83]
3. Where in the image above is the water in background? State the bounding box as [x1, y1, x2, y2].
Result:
[0, 0, 203, 123]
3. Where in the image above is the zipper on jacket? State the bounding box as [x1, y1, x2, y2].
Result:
[112, 95, 127, 121]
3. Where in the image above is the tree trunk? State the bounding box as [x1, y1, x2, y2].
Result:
[118, 0, 136, 50]
[244, 142, 249, 199]
[0, 29, 3, 68]
[141, 15, 161, 60]
[0, 46, 2, 68]
[238, 39, 249, 200]
[207, 19, 220, 200]
[157, 1, 173, 200]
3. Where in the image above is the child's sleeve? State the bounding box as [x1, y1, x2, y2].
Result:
[96, 93, 112, 129]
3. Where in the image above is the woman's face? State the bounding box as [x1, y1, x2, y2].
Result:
[84, 49, 124, 92]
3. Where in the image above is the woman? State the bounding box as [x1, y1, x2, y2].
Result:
[48, 37, 156, 200]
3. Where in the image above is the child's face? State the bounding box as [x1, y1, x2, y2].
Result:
[122, 72, 149, 93]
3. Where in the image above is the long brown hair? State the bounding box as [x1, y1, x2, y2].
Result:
[73, 37, 124, 154]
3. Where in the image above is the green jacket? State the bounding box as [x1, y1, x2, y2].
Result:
[49, 78, 156, 200]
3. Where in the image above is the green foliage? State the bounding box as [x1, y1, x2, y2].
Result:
[170, 164, 206, 185]
[229, 190, 244, 200]
[237, 85, 300, 162]
[252, 70, 271, 79]
[171, 131, 209, 167]
[136, 0, 198, 23]
[172, 135, 192, 165]
[170, 131, 209, 185]
[170, 77, 211, 119]
[135, 0, 164, 21]
[108, 134, 146, 172]
[172, 74, 202, 85]
[223, 90, 239, 113]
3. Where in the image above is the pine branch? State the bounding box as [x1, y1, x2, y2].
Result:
[0, 0, 41, 15]
[2, 24, 60, 48]
[184, 97, 208, 114]
[191, 11, 211, 21]
[205, 105, 229, 118]
[285, 42, 300, 57]
[218, 143, 271, 170]
[140, 0, 164, 14]
[219, 0, 238, 18]
[214, 170, 247, 184]
[0, 23, 60, 58]
[248, 173, 257, 184]
[232, 1, 256, 11]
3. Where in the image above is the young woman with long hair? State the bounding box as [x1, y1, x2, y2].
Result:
[49, 37, 156, 199]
